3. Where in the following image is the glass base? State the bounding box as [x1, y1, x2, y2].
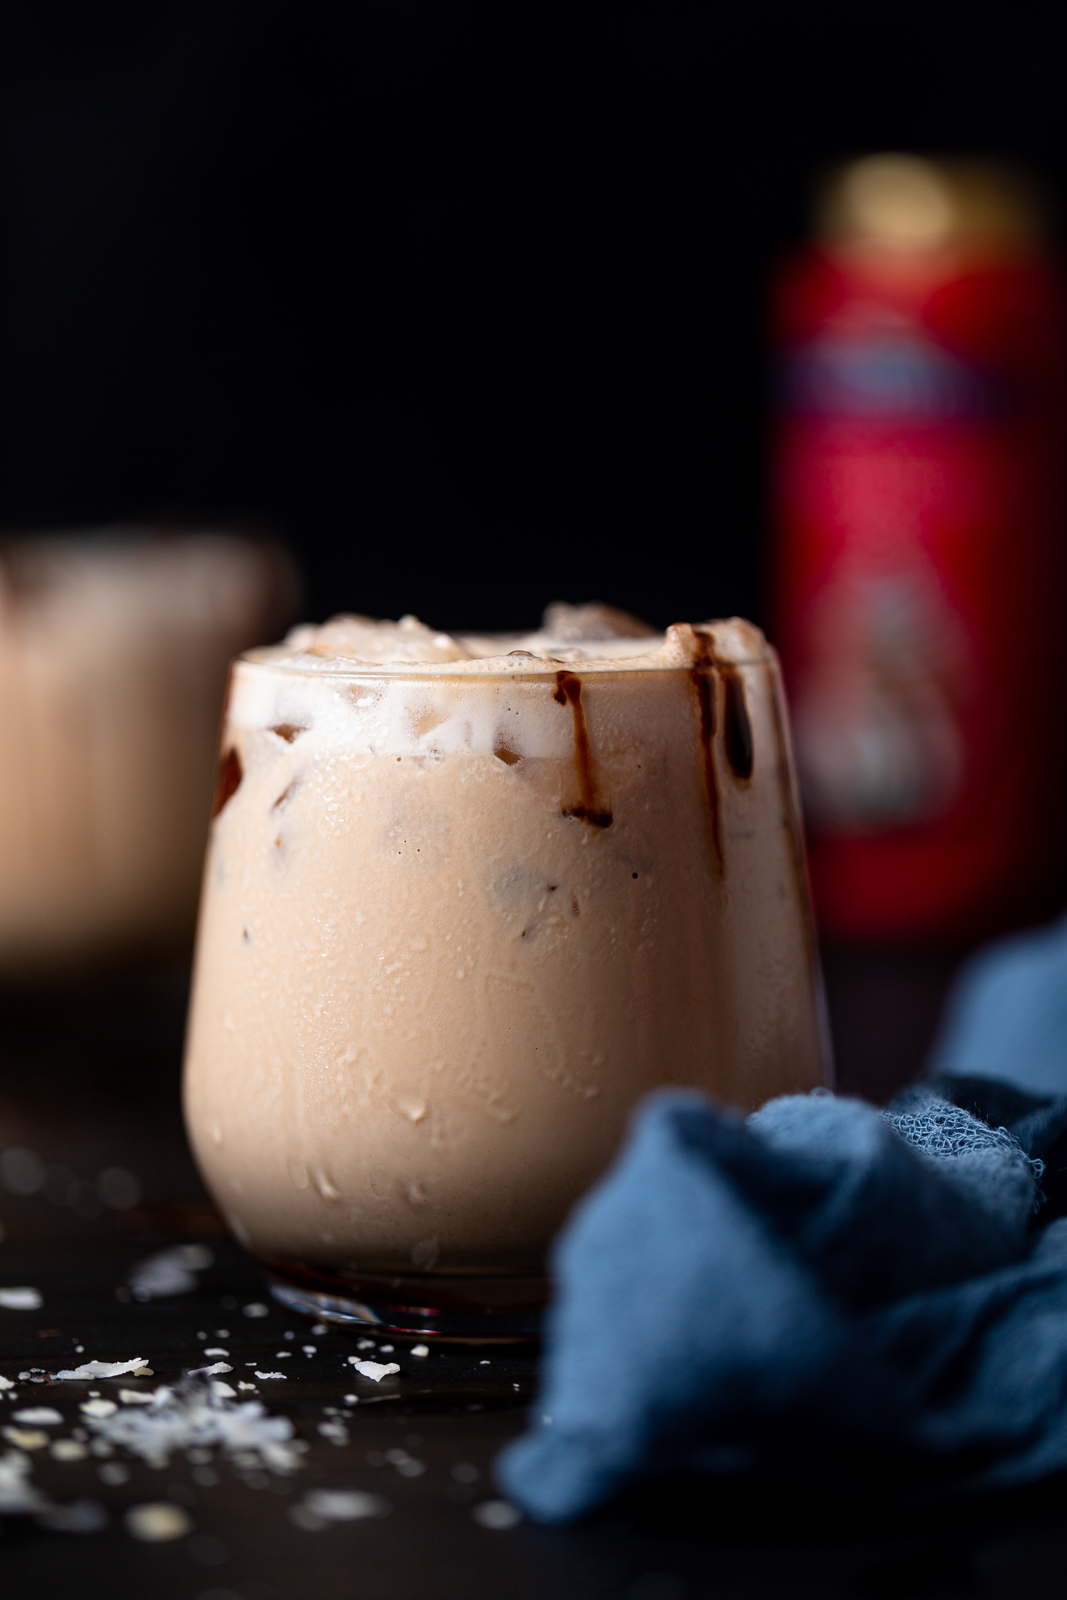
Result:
[264, 1261, 547, 1344]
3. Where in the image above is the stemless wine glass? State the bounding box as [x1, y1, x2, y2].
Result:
[183, 616, 830, 1339]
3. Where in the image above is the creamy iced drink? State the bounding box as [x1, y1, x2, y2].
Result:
[183, 608, 830, 1336]
[0, 532, 295, 969]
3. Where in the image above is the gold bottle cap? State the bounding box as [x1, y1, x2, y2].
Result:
[818, 155, 1042, 251]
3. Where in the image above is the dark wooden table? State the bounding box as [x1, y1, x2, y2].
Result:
[2, 952, 1065, 1600]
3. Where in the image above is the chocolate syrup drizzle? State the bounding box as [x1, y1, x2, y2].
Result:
[722, 667, 754, 780]
[689, 631, 757, 871]
[689, 632, 723, 870]
[212, 746, 243, 819]
[553, 672, 612, 828]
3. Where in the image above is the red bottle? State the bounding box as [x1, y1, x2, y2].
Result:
[771, 157, 1067, 943]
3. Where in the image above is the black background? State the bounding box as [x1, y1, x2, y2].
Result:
[4, 2, 1067, 633]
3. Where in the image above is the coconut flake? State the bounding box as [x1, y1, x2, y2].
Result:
[3, 1428, 49, 1451]
[50, 1439, 89, 1461]
[0, 1288, 42, 1311]
[347, 1359, 400, 1382]
[128, 1245, 214, 1301]
[254, 1371, 287, 1381]
[13, 1408, 62, 1426]
[80, 1400, 118, 1419]
[37, 1499, 109, 1534]
[0, 1449, 49, 1514]
[82, 1370, 305, 1474]
[187, 1362, 232, 1378]
[317, 1419, 349, 1446]
[303, 1488, 389, 1521]
[52, 1359, 150, 1382]
[472, 1499, 523, 1529]
[125, 1502, 192, 1542]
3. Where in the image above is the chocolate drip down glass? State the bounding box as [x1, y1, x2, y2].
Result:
[183, 615, 830, 1339]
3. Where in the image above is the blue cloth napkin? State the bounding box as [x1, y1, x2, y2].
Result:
[930, 910, 1067, 1096]
[497, 1083, 1067, 1523]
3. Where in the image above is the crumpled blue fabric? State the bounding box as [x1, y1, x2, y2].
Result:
[497, 1084, 1067, 1523]
[929, 910, 1067, 1096]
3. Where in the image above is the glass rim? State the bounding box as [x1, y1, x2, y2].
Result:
[234, 651, 772, 683]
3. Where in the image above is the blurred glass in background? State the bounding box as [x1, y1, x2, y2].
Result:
[0, 531, 297, 970]
[771, 155, 1067, 944]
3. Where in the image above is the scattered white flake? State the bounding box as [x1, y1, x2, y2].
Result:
[243, 1303, 269, 1318]
[274, 1352, 292, 1359]
[211, 1382, 236, 1400]
[98, 1461, 130, 1486]
[117, 1390, 154, 1405]
[38, 1498, 109, 1533]
[128, 1246, 213, 1301]
[283, 1330, 295, 1340]
[83, 1371, 305, 1474]
[197, 1332, 207, 1340]
[80, 1401, 118, 1420]
[356, 1338, 375, 1350]
[0, 1449, 49, 1513]
[90, 1440, 113, 1458]
[343, 1395, 359, 1404]
[96, 1166, 143, 1211]
[317, 1419, 349, 1446]
[13, 1408, 62, 1426]
[308, 1488, 389, 1520]
[347, 1359, 400, 1383]
[302, 1346, 316, 1356]
[311, 1323, 328, 1335]
[187, 1363, 232, 1378]
[52, 1359, 150, 1381]
[237, 1382, 257, 1391]
[3, 1428, 49, 1450]
[379, 1345, 394, 1353]
[473, 1500, 523, 1530]
[290, 1488, 390, 1529]
[204, 1348, 229, 1357]
[0, 1375, 14, 1390]
[125, 1502, 192, 1542]
[479, 1359, 491, 1365]
[0, 1148, 45, 1196]
[0, 1288, 42, 1311]
[215, 1329, 230, 1338]
[254, 1372, 287, 1381]
[288, 1505, 324, 1531]
[411, 1345, 429, 1357]
[50, 1440, 89, 1461]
